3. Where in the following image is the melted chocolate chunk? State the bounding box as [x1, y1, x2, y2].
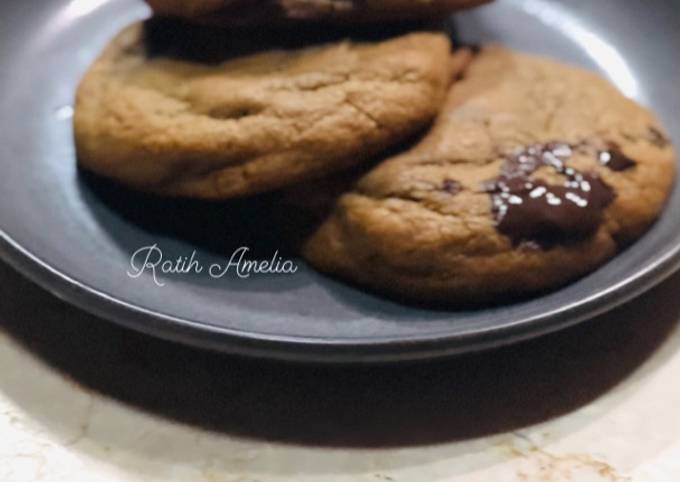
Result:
[599, 144, 636, 171]
[648, 127, 671, 148]
[485, 143, 615, 246]
[442, 179, 462, 195]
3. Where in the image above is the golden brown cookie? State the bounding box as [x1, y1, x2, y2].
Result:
[75, 21, 452, 199]
[145, 0, 493, 25]
[293, 46, 676, 304]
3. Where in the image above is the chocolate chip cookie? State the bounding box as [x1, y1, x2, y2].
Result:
[75, 21, 452, 199]
[293, 46, 676, 304]
[145, 0, 493, 25]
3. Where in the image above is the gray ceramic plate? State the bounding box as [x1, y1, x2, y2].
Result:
[1, 0, 679, 363]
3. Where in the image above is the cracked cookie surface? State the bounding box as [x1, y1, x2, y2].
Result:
[75, 21, 451, 199]
[292, 46, 676, 304]
[145, 0, 492, 25]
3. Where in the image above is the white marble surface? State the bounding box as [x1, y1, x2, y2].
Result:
[1, 260, 680, 482]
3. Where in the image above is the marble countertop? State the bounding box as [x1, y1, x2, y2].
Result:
[1, 260, 680, 482]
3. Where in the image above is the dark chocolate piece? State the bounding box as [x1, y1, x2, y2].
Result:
[485, 143, 615, 246]
[599, 144, 636, 171]
[442, 179, 462, 194]
[648, 126, 671, 149]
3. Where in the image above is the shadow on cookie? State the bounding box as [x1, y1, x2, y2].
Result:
[143, 16, 453, 64]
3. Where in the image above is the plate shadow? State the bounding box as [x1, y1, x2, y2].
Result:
[1, 260, 679, 448]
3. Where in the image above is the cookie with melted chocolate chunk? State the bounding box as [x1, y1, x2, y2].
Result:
[290, 46, 676, 304]
[74, 21, 452, 199]
[145, 0, 493, 26]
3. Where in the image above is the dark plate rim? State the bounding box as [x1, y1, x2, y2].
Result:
[3, 223, 680, 364]
[3, 0, 680, 363]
